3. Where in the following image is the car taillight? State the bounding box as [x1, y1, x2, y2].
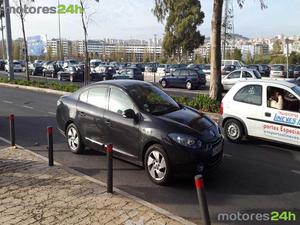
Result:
[220, 102, 224, 115]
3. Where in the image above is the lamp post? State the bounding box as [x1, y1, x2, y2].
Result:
[285, 38, 289, 79]
[58, 0, 63, 60]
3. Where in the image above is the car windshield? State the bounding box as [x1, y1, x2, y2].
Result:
[127, 84, 180, 115]
[13, 62, 20, 65]
[253, 70, 262, 78]
[292, 86, 300, 96]
[294, 66, 300, 71]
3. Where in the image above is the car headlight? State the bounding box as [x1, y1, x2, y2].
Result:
[168, 133, 202, 149]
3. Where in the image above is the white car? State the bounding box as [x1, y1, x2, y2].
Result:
[157, 64, 170, 75]
[221, 80, 300, 147]
[222, 69, 261, 91]
[5, 61, 22, 72]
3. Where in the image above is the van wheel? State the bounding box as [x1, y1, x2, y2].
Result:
[66, 123, 84, 154]
[186, 81, 192, 90]
[224, 119, 244, 143]
[145, 144, 171, 185]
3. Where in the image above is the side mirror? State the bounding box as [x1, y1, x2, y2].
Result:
[123, 109, 137, 119]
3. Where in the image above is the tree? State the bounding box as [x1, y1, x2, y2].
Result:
[79, 0, 100, 86]
[272, 39, 282, 54]
[209, 0, 266, 100]
[153, 0, 205, 62]
[14, 0, 34, 81]
[289, 51, 300, 65]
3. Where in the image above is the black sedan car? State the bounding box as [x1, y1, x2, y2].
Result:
[28, 63, 44, 76]
[159, 68, 206, 90]
[56, 80, 223, 185]
[57, 66, 84, 82]
[112, 68, 144, 81]
[43, 63, 62, 78]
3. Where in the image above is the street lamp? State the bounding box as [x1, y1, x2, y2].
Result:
[285, 38, 289, 79]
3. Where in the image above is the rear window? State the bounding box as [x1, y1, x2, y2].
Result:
[233, 85, 262, 106]
[271, 65, 284, 71]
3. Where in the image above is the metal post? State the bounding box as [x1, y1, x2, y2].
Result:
[286, 39, 289, 79]
[47, 126, 54, 166]
[9, 114, 15, 147]
[58, 0, 63, 61]
[0, 12, 6, 60]
[154, 34, 157, 83]
[195, 175, 211, 225]
[106, 144, 113, 193]
[3, 0, 14, 80]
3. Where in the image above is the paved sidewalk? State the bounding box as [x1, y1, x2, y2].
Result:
[0, 146, 195, 225]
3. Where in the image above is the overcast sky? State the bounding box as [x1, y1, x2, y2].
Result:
[9, 0, 300, 40]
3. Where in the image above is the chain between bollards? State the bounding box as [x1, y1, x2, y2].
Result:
[195, 174, 211, 225]
[106, 144, 113, 194]
[47, 126, 54, 167]
[9, 114, 15, 148]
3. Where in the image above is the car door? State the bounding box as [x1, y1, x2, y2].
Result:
[262, 85, 300, 146]
[177, 69, 189, 88]
[76, 86, 109, 148]
[223, 70, 241, 90]
[168, 70, 180, 87]
[231, 84, 265, 138]
[103, 86, 140, 159]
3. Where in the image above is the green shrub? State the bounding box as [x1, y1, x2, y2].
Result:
[173, 94, 220, 113]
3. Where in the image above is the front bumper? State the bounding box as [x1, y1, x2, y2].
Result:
[163, 136, 224, 173]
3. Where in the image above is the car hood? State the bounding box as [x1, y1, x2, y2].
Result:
[159, 107, 220, 142]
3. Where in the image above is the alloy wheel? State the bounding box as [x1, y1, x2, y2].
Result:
[147, 150, 167, 181]
[67, 127, 79, 151]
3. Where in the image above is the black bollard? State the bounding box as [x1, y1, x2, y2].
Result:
[47, 126, 54, 166]
[9, 114, 15, 147]
[106, 144, 113, 193]
[195, 174, 211, 225]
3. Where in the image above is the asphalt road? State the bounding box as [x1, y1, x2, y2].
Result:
[0, 86, 299, 225]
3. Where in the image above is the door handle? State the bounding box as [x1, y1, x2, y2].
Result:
[105, 120, 111, 124]
[265, 112, 271, 117]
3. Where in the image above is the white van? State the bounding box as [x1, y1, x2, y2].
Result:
[221, 80, 300, 147]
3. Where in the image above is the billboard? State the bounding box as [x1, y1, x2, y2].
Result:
[27, 35, 47, 56]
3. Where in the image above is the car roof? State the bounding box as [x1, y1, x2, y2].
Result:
[239, 79, 296, 88]
[91, 80, 151, 89]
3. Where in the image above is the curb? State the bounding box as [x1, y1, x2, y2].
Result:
[0, 82, 70, 96]
[0, 136, 198, 225]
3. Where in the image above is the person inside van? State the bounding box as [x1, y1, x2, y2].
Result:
[269, 89, 284, 110]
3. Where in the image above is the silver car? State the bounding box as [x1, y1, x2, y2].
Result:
[270, 64, 286, 78]
[222, 69, 261, 91]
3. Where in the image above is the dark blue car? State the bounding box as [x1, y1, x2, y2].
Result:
[159, 68, 206, 90]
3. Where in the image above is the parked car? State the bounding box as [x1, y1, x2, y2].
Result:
[288, 65, 295, 78]
[159, 68, 206, 90]
[91, 65, 116, 81]
[131, 63, 145, 72]
[157, 64, 171, 75]
[222, 69, 261, 91]
[113, 68, 144, 81]
[261, 64, 271, 77]
[270, 64, 286, 78]
[28, 63, 44, 76]
[0, 60, 5, 70]
[221, 80, 300, 147]
[247, 64, 265, 76]
[221, 60, 245, 69]
[145, 63, 158, 72]
[221, 65, 237, 75]
[43, 63, 63, 78]
[63, 59, 79, 68]
[5, 61, 22, 72]
[56, 80, 224, 185]
[293, 65, 300, 78]
[57, 66, 84, 82]
[202, 64, 211, 75]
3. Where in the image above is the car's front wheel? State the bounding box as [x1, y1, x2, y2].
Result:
[66, 123, 84, 154]
[145, 144, 171, 185]
[224, 119, 244, 143]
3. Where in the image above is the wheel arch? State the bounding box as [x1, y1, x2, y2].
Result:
[222, 115, 248, 136]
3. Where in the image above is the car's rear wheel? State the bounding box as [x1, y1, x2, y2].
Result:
[224, 119, 244, 143]
[161, 79, 167, 88]
[186, 81, 192, 90]
[66, 123, 84, 154]
[145, 144, 171, 185]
